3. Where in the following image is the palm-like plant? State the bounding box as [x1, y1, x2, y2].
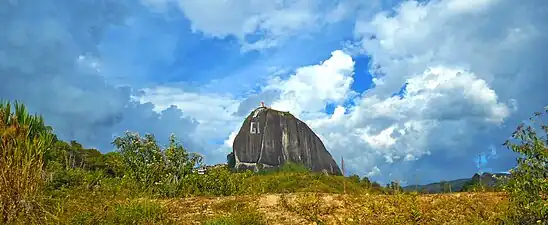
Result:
[0, 100, 55, 223]
[0, 101, 53, 139]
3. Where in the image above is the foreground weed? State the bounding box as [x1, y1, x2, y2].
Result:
[279, 193, 338, 224]
[204, 199, 266, 225]
[69, 199, 171, 225]
[211, 198, 248, 212]
[204, 211, 266, 225]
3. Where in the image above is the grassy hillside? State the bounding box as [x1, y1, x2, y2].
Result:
[0, 101, 546, 224]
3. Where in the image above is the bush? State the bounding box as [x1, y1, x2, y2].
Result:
[46, 168, 107, 192]
[252, 161, 310, 175]
[186, 166, 251, 196]
[503, 106, 548, 224]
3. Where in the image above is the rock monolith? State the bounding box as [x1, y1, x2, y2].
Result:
[230, 106, 342, 175]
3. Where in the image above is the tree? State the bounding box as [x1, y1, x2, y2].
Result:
[348, 174, 361, 184]
[112, 132, 202, 185]
[389, 180, 403, 194]
[439, 180, 446, 193]
[503, 106, 548, 224]
[113, 132, 166, 184]
[462, 177, 482, 192]
[360, 176, 372, 189]
[164, 134, 203, 183]
[437, 180, 452, 193]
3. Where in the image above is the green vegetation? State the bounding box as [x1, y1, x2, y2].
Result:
[68, 199, 172, 225]
[503, 107, 548, 224]
[0, 100, 546, 224]
[460, 173, 509, 192]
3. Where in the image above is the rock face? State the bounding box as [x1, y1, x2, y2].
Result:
[230, 106, 342, 175]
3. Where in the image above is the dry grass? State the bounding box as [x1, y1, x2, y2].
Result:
[158, 192, 508, 225]
[0, 102, 53, 224]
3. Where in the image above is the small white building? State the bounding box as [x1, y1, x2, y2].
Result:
[197, 168, 206, 175]
[192, 163, 228, 175]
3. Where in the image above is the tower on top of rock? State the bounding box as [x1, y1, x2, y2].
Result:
[260, 101, 265, 108]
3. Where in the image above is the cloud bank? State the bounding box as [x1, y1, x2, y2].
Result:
[0, 0, 201, 153]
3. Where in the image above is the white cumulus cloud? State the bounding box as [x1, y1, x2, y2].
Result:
[265, 50, 355, 118]
[144, 0, 376, 50]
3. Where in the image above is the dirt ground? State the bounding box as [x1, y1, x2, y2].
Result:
[161, 192, 509, 225]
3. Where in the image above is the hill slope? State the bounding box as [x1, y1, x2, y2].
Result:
[403, 173, 510, 193]
[163, 192, 508, 224]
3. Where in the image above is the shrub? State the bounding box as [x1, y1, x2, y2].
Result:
[103, 152, 125, 177]
[190, 166, 250, 196]
[503, 106, 548, 224]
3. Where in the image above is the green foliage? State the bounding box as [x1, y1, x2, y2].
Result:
[0, 101, 54, 140]
[438, 180, 452, 193]
[503, 106, 548, 224]
[112, 132, 203, 186]
[359, 176, 373, 188]
[461, 174, 499, 192]
[103, 152, 125, 177]
[187, 167, 252, 196]
[462, 178, 486, 192]
[262, 161, 311, 174]
[370, 181, 383, 192]
[164, 134, 203, 182]
[46, 168, 107, 191]
[385, 181, 404, 194]
[112, 132, 166, 184]
[348, 174, 361, 184]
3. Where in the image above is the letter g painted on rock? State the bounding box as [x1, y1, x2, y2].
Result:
[250, 122, 260, 134]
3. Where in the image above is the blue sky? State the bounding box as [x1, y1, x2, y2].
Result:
[98, 0, 372, 94]
[1, 0, 547, 185]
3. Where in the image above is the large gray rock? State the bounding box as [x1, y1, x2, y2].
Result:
[230, 106, 342, 175]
